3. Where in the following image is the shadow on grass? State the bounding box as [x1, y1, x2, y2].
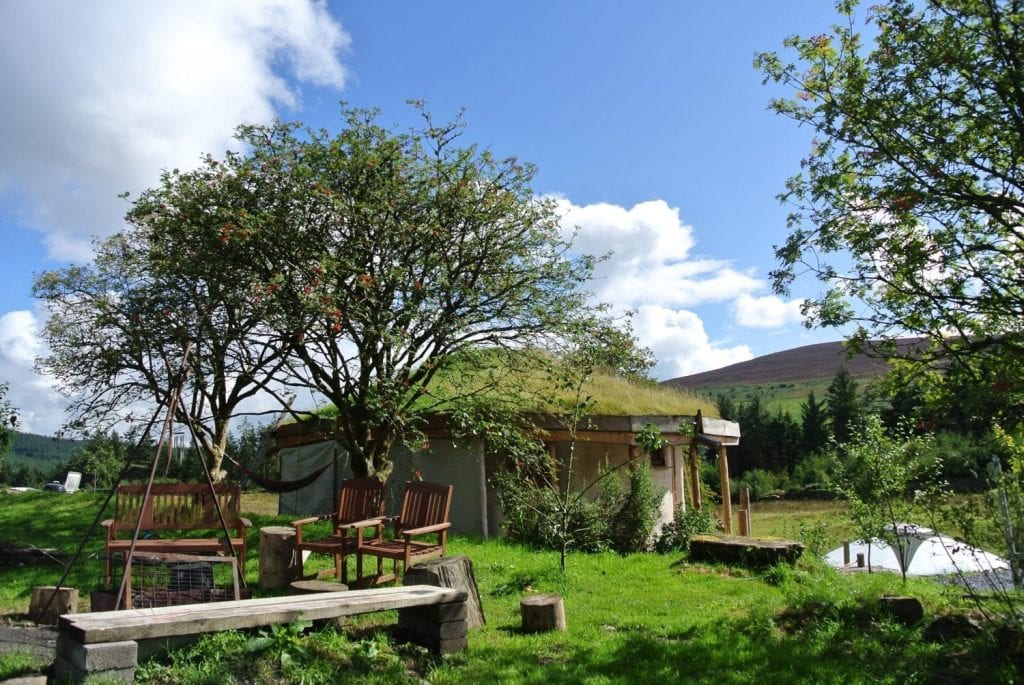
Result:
[456, 607, 1014, 685]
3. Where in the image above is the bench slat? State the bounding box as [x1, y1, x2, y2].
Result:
[60, 585, 466, 643]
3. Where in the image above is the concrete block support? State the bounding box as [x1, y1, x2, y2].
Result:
[55, 635, 137, 684]
[398, 600, 470, 653]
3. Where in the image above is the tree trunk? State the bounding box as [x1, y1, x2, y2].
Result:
[403, 555, 485, 628]
[259, 526, 300, 590]
[30, 586, 78, 625]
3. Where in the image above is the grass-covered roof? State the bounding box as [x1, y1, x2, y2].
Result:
[301, 348, 715, 424]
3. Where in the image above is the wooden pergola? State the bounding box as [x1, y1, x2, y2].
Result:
[688, 410, 741, 533]
[529, 411, 742, 531]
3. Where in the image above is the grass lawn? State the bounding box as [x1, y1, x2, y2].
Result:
[0, 490, 1019, 683]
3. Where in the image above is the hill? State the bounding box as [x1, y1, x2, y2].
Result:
[6, 432, 84, 467]
[662, 340, 893, 389]
[661, 339, 918, 416]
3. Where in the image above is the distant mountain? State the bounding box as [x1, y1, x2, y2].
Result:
[661, 339, 921, 415]
[662, 341, 896, 389]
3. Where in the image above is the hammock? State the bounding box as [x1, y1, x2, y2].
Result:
[224, 453, 336, 493]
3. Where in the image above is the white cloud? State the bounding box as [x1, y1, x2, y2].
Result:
[0, 0, 350, 261]
[733, 293, 804, 329]
[554, 197, 764, 310]
[633, 305, 753, 379]
[0, 311, 62, 435]
[0, 1, 350, 435]
[553, 197, 795, 378]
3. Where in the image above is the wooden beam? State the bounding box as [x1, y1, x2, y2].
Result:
[60, 585, 465, 644]
[688, 442, 702, 511]
[535, 430, 688, 446]
[718, 445, 732, 534]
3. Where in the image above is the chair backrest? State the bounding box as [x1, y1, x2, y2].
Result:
[113, 483, 243, 529]
[396, 481, 453, 532]
[336, 478, 386, 524]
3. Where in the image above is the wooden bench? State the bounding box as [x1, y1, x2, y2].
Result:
[101, 483, 251, 588]
[55, 585, 469, 683]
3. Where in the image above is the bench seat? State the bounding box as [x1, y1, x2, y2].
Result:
[101, 483, 250, 591]
[55, 585, 470, 682]
[61, 585, 465, 643]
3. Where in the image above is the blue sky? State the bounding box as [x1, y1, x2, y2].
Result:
[0, 1, 851, 434]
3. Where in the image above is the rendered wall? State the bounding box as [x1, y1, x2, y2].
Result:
[551, 440, 678, 532]
[277, 433, 681, 537]
[277, 438, 495, 536]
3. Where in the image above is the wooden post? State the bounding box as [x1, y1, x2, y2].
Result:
[843, 541, 851, 565]
[739, 487, 751, 536]
[29, 586, 78, 625]
[718, 445, 732, 534]
[736, 509, 750, 537]
[520, 593, 566, 633]
[259, 526, 300, 590]
[670, 445, 685, 512]
[688, 441, 702, 511]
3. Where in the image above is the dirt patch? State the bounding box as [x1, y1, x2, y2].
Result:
[0, 543, 68, 568]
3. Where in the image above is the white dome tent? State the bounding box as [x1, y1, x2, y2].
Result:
[825, 523, 1010, 576]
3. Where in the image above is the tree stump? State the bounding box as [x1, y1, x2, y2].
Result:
[520, 593, 566, 633]
[289, 579, 348, 594]
[879, 595, 924, 625]
[403, 555, 485, 628]
[29, 586, 78, 625]
[259, 526, 300, 590]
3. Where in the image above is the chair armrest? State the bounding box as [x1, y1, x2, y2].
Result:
[101, 519, 115, 540]
[402, 522, 451, 537]
[342, 516, 390, 529]
[239, 517, 252, 530]
[291, 516, 320, 528]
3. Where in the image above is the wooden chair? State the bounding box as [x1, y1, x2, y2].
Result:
[355, 480, 453, 585]
[292, 477, 385, 583]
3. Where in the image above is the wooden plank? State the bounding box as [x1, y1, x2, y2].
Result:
[106, 539, 245, 553]
[698, 416, 741, 445]
[60, 585, 466, 644]
[538, 430, 690, 446]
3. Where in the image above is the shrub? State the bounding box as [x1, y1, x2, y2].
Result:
[654, 506, 714, 553]
[735, 468, 782, 500]
[608, 460, 663, 554]
[493, 458, 663, 554]
[789, 451, 837, 491]
[491, 468, 612, 553]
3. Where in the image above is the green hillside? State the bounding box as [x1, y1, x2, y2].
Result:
[6, 432, 84, 467]
[691, 378, 839, 417]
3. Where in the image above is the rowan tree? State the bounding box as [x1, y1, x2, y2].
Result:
[756, 0, 1024, 377]
[34, 158, 295, 481]
[222, 105, 607, 480]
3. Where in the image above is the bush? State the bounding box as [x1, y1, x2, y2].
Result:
[608, 461, 663, 554]
[654, 506, 714, 553]
[789, 451, 837, 491]
[735, 468, 782, 500]
[491, 468, 612, 553]
[493, 458, 663, 555]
